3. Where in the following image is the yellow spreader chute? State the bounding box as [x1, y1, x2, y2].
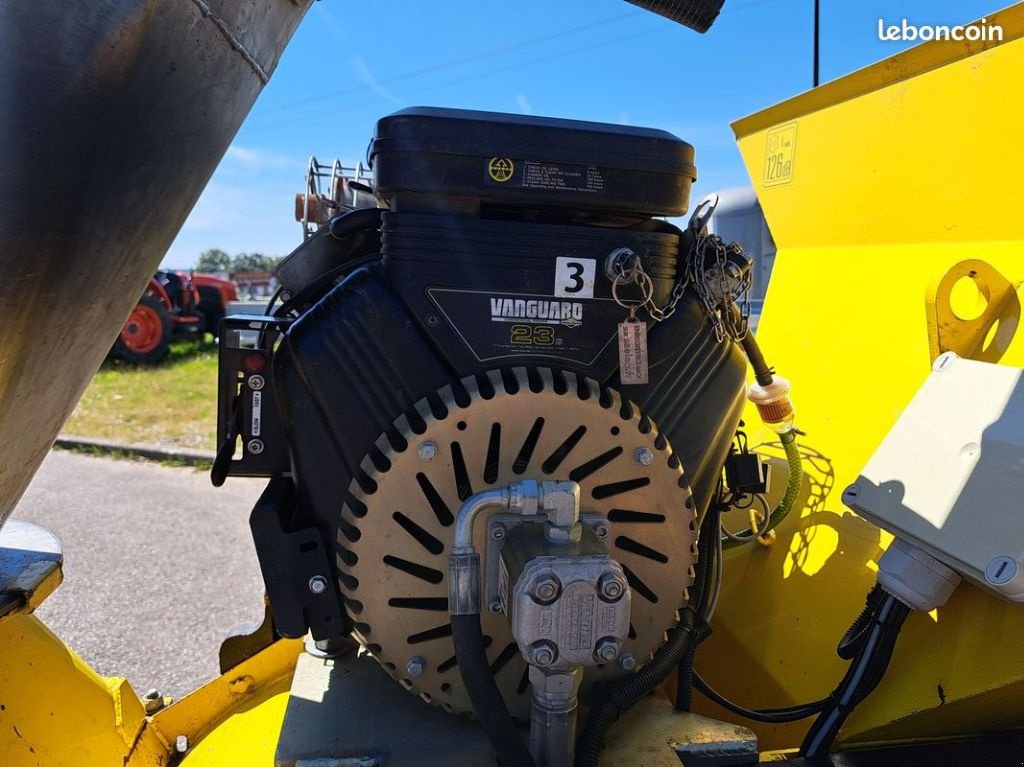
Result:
[694, 3, 1024, 753]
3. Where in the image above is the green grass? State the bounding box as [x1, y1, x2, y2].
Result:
[65, 339, 220, 451]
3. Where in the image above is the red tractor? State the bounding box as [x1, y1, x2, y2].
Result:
[111, 270, 238, 363]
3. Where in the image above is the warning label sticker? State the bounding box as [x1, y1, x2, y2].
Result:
[483, 158, 606, 193]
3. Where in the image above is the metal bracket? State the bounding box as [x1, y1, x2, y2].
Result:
[926, 259, 1021, 364]
[0, 520, 63, 618]
[250, 478, 347, 640]
[483, 512, 609, 613]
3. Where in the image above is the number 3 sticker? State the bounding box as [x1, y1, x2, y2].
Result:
[554, 257, 596, 299]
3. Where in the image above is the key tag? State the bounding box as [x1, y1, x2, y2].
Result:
[618, 306, 649, 385]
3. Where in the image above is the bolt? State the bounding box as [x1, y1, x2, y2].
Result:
[418, 441, 438, 461]
[595, 523, 610, 539]
[280, 291, 292, 302]
[247, 439, 264, 455]
[490, 524, 506, 540]
[598, 572, 626, 602]
[308, 575, 329, 595]
[618, 652, 637, 672]
[489, 599, 503, 614]
[247, 374, 265, 391]
[406, 656, 426, 678]
[634, 447, 654, 466]
[532, 575, 561, 604]
[529, 641, 557, 667]
[594, 638, 620, 663]
[425, 314, 440, 327]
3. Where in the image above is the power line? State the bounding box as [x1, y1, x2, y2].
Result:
[256, 10, 645, 115]
[248, 0, 785, 135]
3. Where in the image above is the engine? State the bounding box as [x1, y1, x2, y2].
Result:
[215, 107, 750, 765]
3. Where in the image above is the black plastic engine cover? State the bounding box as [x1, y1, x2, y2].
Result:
[370, 107, 697, 220]
[275, 222, 747, 539]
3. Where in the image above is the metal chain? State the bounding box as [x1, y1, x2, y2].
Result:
[609, 248, 689, 323]
[685, 233, 753, 343]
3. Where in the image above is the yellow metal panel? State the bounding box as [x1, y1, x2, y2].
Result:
[176, 688, 292, 767]
[694, 3, 1024, 751]
[0, 614, 168, 766]
[149, 637, 302, 757]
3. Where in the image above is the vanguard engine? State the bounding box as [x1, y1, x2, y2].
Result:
[215, 107, 767, 765]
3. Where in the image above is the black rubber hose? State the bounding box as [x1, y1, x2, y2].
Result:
[451, 614, 536, 767]
[575, 607, 698, 767]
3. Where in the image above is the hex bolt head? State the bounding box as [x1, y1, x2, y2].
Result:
[594, 638, 619, 663]
[247, 439, 264, 455]
[308, 575, 329, 595]
[532, 575, 561, 604]
[247, 374, 265, 391]
[618, 652, 637, 672]
[406, 656, 426, 678]
[598, 572, 626, 602]
[490, 524, 506, 540]
[529, 641, 557, 667]
[489, 599, 503, 614]
[595, 523, 610, 539]
[634, 447, 654, 466]
[417, 441, 438, 461]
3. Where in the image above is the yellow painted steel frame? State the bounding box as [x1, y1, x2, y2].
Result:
[693, 2, 1024, 752]
[0, 605, 301, 767]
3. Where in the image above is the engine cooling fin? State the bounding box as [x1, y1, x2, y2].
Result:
[337, 367, 697, 720]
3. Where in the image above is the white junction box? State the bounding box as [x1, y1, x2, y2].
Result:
[844, 352, 1024, 601]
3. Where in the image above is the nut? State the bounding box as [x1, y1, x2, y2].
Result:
[529, 641, 558, 667]
[598, 572, 626, 602]
[532, 575, 561, 604]
[308, 575, 329, 595]
[594, 638, 619, 663]
[618, 652, 637, 672]
[417, 441, 438, 461]
[634, 447, 654, 466]
[142, 689, 165, 714]
[406, 656, 426, 678]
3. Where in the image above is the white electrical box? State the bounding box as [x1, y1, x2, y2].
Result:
[844, 353, 1024, 601]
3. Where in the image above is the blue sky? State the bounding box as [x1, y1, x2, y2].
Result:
[162, 0, 1003, 268]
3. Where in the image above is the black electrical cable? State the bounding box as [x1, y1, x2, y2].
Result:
[800, 594, 911, 759]
[693, 672, 829, 724]
[674, 621, 711, 711]
[451, 614, 536, 767]
[837, 584, 885, 660]
[575, 607, 699, 767]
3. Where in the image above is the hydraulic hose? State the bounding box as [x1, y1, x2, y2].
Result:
[575, 606, 698, 767]
[452, 613, 537, 767]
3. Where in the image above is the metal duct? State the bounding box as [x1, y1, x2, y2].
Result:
[0, 0, 312, 525]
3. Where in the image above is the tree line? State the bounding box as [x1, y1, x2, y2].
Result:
[195, 248, 282, 274]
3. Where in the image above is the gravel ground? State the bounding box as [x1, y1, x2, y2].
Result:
[11, 450, 267, 698]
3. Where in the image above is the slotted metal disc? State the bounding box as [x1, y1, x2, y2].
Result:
[337, 368, 696, 719]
